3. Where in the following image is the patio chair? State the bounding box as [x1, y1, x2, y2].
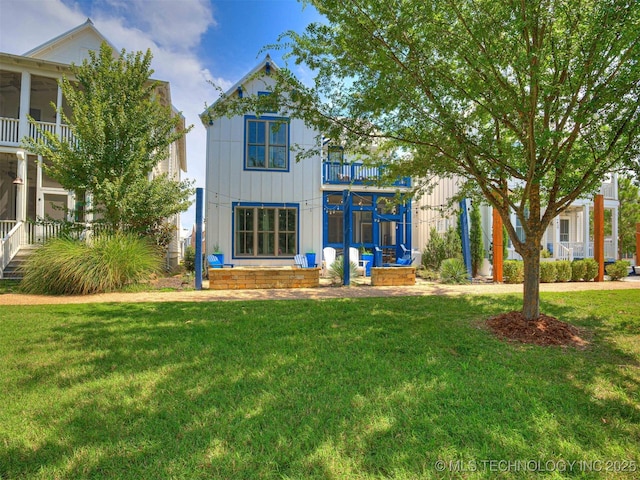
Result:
[207, 254, 234, 268]
[348, 247, 366, 276]
[322, 247, 336, 275]
[383, 244, 415, 267]
[294, 254, 309, 268]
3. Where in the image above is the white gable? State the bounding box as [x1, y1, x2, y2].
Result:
[24, 19, 118, 65]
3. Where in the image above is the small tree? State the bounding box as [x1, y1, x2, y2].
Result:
[22, 42, 193, 245]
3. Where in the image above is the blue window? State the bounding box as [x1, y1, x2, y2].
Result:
[245, 115, 289, 171]
[234, 203, 298, 257]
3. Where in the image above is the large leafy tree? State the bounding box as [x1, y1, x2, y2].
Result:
[212, 0, 640, 320]
[23, 42, 193, 243]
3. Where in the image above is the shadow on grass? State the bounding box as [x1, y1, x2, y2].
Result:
[1, 292, 639, 479]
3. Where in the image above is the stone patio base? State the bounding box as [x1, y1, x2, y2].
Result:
[208, 267, 320, 290]
[371, 267, 416, 286]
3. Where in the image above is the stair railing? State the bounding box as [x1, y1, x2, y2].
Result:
[1, 221, 24, 279]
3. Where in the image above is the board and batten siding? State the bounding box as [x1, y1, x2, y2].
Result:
[205, 76, 323, 265]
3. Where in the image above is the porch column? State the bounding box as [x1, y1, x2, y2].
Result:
[583, 204, 589, 259]
[18, 72, 31, 143]
[612, 205, 618, 260]
[36, 155, 44, 219]
[554, 216, 560, 258]
[492, 207, 503, 282]
[15, 150, 27, 222]
[594, 194, 604, 281]
[55, 85, 63, 139]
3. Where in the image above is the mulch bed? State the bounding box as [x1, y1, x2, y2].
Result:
[486, 311, 588, 348]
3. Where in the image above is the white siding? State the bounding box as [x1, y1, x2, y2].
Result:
[205, 74, 322, 265]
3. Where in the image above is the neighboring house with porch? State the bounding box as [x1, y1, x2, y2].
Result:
[0, 20, 187, 276]
[202, 56, 413, 268]
[416, 175, 620, 264]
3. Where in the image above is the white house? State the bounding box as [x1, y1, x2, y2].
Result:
[415, 175, 620, 263]
[0, 20, 188, 273]
[202, 56, 413, 267]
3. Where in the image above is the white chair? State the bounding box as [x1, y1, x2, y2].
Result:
[322, 247, 336, 276]
[349, 247, 366, 276]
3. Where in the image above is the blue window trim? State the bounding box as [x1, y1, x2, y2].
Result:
[243, 114, 290, 172]
[232, 201, 299, 259]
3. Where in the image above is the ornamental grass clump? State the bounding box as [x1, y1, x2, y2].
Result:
[439, 258, 469, 284]
[20, 233, 163, 295]
[328, 256, 359, 284]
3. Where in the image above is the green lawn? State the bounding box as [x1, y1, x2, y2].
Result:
[1, 291, 639, 479]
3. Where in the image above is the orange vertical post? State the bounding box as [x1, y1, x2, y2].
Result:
[492, 208, 503, 283]
[594, 194, 605, 282]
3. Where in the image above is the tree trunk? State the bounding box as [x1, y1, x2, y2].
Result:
[521, 245, 541, 320]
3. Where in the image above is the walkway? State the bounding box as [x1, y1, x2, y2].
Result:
[1, 276, 638, 305]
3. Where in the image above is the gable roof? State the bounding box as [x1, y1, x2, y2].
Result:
[23, 18, 118, 61]
[200, 54, 278, 125]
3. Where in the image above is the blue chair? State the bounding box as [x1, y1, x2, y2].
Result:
[294, 254, 317, 268]
[207, 254, 234, 268]
[383, 244, 415, 267]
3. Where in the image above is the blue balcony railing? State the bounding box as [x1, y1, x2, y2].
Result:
[322, 161, 411, 187]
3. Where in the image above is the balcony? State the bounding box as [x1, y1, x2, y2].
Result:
[599, 182, 616, 200]
[322, 161, 411, 188]
[0, 116, 75, 146]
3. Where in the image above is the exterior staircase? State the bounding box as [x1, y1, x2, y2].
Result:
[2, 245, 38, 280]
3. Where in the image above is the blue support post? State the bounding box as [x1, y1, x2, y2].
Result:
[195, 188, 203, 290]
[459, 198, 472, 281]
[343, 190, 351, 286]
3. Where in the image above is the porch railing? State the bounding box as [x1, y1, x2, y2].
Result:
[28, 121, 57, 142]
[558, 240, 614, 260]
[557, 243, 573, 261]
[0, 221, 24, 278]
[0, 117, 20, 144]
[322, 161, 411, 187]
[600, 182, 615, 200]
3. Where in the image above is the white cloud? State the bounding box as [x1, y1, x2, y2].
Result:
[0, 0, 234, 229]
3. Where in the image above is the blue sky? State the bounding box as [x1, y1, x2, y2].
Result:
[0, 0, 323, 232]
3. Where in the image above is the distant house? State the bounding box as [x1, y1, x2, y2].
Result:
[416, 175, 620, 263]
[0, 19, 188, 272]
[201, 56, 413, 267]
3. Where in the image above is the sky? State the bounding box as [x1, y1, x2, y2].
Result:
[0, 0, 323, 234]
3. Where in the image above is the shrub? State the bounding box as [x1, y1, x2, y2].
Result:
[422, 226, 461, 270]
[439, 258, 469, 284]
[20, 233, 163, 295]
[583, 258, 599, 281]
[571, 260, 586, 282]
[555, 261, 572, 282]
[417, 268, 439, 281]
[539, 262, 557, 283]
[183, 246, 195, 273]
[606, 260, 630, 280]
[328, 256, 359, 284]
[503, 260, 524, 284]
